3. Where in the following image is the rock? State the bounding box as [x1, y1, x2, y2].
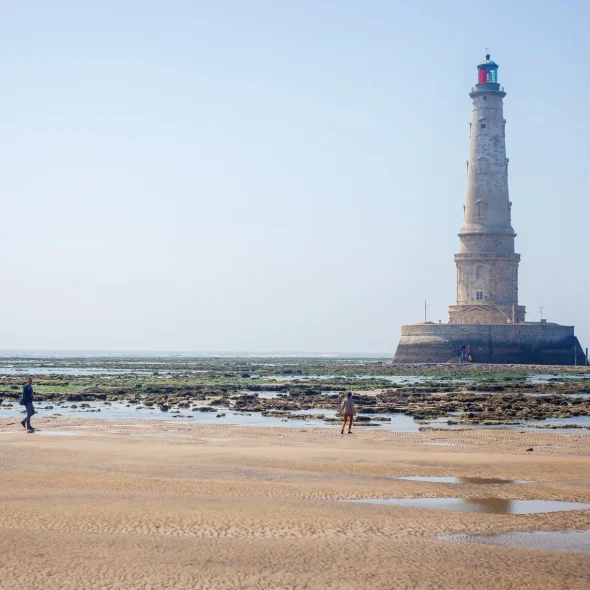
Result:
[525, 447, 534, 452]
[159, 405, 169, 412]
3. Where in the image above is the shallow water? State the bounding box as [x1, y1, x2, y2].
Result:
[346, 498, 590, 514]
[0, 367, 153, 376]
[527, 374, 590, 384]
[32, 430, 80, 436]
[357, 376, 474, 385]
[438, 529, 590, 553]
[0, 430, 79, 436]
[524, 392, 590, 398]
[261, 375, 340, 382]
[426, 417, 590, 433]
[394, 476, 531, 485]
[0, 403, 423, 432]
[259, 375, 475, 385]
[528, 416, 590, 428]
[0, 401, 588, 433]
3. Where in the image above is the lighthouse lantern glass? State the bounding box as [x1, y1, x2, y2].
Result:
[478, 66, 498, 85]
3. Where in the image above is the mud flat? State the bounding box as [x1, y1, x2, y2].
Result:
[0, 419, 589, 589]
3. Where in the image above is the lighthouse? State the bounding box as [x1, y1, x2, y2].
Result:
[393, 54, 585, 364]
[448, 55, 526, 325]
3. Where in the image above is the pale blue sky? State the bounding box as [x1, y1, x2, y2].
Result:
[1, 0, 588, 353]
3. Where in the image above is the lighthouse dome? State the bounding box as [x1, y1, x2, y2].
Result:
[478, 55, 498, 68]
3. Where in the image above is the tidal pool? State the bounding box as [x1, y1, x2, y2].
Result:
[527, 374, 590, 383]
[438, 529, 590, 553]
[524, 392, 590, 398]
[346, 498, 590, 514]
[393, 476, 531, 485]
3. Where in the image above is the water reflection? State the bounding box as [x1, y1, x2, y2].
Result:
[395, 476, 530, 484]
[439, 529, 590, 553]
[347, 498, 590, 514]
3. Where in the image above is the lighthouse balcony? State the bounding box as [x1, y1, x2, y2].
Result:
[471, 83, 505, 93]
[454, 252, 520, 261]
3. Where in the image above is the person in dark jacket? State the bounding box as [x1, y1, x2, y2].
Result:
[21, 377, 35, 432]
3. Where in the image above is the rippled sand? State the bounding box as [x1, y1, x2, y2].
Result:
[0, 417, 589, 589]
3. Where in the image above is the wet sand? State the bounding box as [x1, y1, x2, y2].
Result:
[0, 418, 589, 589]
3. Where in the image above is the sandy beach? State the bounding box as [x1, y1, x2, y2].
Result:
[0, 417, 588, 590]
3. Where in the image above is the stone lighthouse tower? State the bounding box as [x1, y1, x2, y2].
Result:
[393, 53, 585, 364]
[448, 55, 526, 325]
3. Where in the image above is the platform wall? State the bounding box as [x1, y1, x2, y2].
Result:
[393, 323, 586, 365]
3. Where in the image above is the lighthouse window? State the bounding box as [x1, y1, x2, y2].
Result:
[481, 123, 486, 128]
[486, 69, 497, 83]
[475, 159, 488, 174]
[476, 291, 484, 300]
[476, 265, 483, 279]
[476, 200, 488, 217]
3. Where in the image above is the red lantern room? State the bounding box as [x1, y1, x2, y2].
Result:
[477, 54, 499, 85]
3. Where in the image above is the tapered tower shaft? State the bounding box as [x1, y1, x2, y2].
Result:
[448, 55, 526, 325]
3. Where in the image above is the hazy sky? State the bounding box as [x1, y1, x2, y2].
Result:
[1, 0, 589, 353]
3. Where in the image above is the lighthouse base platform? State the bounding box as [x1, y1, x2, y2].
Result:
[393, 322, 586, 365]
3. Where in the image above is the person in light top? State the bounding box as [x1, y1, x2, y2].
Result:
[339, 392, 356, 435]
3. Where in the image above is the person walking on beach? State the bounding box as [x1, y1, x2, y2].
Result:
[20, 377, 35, 432]
[340, 392, 355, 435]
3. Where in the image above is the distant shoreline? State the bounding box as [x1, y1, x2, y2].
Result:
[0, 349, 392, 359]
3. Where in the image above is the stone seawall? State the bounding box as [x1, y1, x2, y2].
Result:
[393, 323, 586, 365]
